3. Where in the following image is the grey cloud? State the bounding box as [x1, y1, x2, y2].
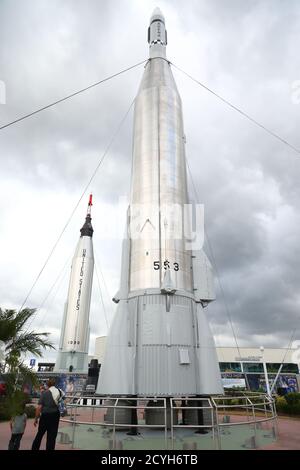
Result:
[1, 0, 300, 360]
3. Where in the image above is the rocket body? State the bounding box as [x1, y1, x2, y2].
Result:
[98, 10, 223, 395]
[130, 52, 191, 293]
[55, 201, 94, 373]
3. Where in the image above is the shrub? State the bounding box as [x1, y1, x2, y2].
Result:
[276, 395, 300, 415]
[230, 399, 239, 406]
[0, 395, 36, 421]
[275, 396, 287, 413]
[25, 404, 36, 419]
[284, 392, 300, 406]
[0, 390, 31, 421]
[287, 404, 300, 415]
[0, 401, 11, 421]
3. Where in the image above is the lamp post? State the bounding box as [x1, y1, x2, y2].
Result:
[260, 346, 271, 396]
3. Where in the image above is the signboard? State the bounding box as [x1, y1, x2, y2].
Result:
[246, 374, 299, 393]
[222, 378, 246, 389]
[30, 359, 36, 367]
[55, 374, 87, 393]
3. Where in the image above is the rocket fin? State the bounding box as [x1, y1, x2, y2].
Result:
[113, 235, 130, 303]
[192, 249, 216, 303]
[96, 300, 134, 395]
[195, 303, 223, 394]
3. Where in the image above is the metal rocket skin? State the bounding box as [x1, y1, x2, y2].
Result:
[55, 195, 94, 373]
[98, 9, 223, 395]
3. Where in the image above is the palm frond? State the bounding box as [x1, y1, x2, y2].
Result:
[6, 331, 55, 357]
[0, 308, 55, 377]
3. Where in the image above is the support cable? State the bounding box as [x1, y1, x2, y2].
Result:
[94, 261, 109, 332]
[0, 60, 146, 131]
[171, 62, 300, 156]
[186, 158, 243, 361]
[270, 329, 298, 393]
[94, 249, 113, 314]
[18, 97, 135, 314]
[27, 252, 73, 332]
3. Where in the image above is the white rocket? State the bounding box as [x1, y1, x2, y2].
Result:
[97, 9, 223, 395]
[55, 195, 94, 374]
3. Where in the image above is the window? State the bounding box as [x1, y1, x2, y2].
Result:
[282, 363, 299, 373]
[266, 363, 281, 373]
[266, 363, 299, 373]
[242, 362, 264, 373]
[219, 362, 242, 373]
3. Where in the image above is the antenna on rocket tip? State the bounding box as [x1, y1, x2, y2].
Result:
[87, 193, 93, 216]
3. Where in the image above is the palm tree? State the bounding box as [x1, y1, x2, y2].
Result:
[0, 307, 54, 371]
[0, 308, 55, 415]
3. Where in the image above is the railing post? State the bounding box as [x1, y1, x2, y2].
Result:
[170, 398, 174, 450]
[249, 397, 258, 448]
[92, 397, 95, 423]
[71, 400, 77, 449]
[113, 398, 117, 450]
[164, 398, 168, 450]
[212, 398, 221, 450]
[209, 399, 215, 445]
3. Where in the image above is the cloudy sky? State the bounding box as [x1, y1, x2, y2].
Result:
[1, 0, 300, 364]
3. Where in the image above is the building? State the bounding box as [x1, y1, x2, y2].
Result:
[217, 346, 300, 392]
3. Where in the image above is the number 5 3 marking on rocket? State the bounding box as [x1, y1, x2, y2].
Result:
[153, 260, 179, 271]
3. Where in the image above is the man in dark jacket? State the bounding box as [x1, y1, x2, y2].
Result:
[32, 378, 65, 450]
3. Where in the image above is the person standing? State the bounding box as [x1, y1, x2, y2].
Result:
[8, 405, 27, 450]
[32, 378, 65, 450]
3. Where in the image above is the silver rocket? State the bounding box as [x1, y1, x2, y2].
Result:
[97, 9, 223, 395]
[55, 195, 94, 374]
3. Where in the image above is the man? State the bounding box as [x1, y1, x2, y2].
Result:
[32, 378, 65, 450]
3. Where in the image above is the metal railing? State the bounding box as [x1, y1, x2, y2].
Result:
[211, 394, 278, 449]
[58, 392, 277, 450]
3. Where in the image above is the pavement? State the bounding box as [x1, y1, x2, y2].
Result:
[0, 415, 299, 450]
[0, 418, 72, 450]
[260, 415, 300, 450]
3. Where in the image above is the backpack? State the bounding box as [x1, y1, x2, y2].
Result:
[58, 399, 67, 417]
[54, 387, 67, 417]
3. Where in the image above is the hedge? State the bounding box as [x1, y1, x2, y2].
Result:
[276, 393, 300, 415]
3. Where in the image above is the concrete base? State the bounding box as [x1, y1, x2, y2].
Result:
[183, 399, 216, 427]
[104, 399, 133, 431]
[145, 400, 178, 429]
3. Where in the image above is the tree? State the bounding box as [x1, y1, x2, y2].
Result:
[0, 308, 55, 417]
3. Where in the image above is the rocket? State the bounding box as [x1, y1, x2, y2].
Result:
[55, 195, 94, 374]
[97, 9, 223, 395]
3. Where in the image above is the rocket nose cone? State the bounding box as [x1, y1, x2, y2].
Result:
[80, 214, 94, 237]
[151, 7, 165, 22]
